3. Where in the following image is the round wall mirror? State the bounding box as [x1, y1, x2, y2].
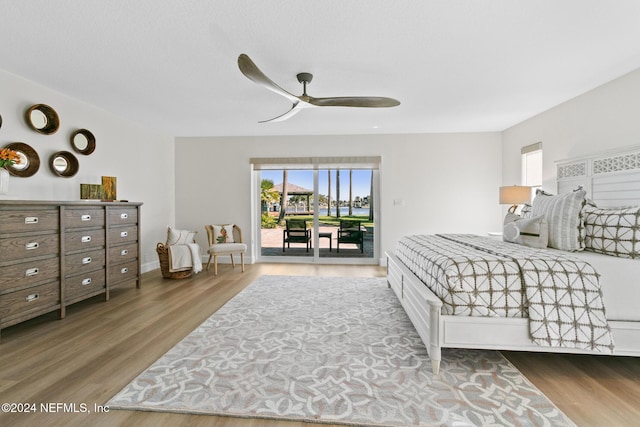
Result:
[70, 129, 96, 155]
[3, 142, 40, 177]
[49, 151, 79, 177]
[25, 104, 60, 135]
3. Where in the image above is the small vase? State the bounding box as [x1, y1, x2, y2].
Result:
[0, 167, 9, 194]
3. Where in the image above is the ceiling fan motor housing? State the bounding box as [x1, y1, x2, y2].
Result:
[296, 72, 313, 84]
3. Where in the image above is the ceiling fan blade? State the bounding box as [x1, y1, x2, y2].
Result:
[259, 102, 306, 123]
[308, 96, 400, 108]
[238, 54, 300, 104]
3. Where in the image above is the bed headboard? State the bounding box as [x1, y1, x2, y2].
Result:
[556, 145, 640, 207]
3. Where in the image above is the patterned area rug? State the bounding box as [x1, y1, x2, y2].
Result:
[108, 275, 575, 426]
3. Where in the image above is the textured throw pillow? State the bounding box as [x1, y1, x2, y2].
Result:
[212, 224, 235, 244]
[503, 213, 549, 249]
[166, 227, 197, 245]
[520, 203, 533, 219]
[583, 204, 640, 259]
[531, 188, 586, 251]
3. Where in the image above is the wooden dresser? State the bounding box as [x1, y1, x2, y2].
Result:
[0, 200, 142, 340]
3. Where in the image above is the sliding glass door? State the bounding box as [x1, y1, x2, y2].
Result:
[253, 157, 379, 264]
[259, 168, 314, 259]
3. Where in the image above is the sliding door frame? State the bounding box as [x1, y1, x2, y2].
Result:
[251, 156, 380, 265]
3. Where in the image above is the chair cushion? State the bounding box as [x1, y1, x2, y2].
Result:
[212, 224, 235, 243]
[207, 242, 247, 254]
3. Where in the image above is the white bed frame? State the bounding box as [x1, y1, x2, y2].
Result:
[387, 145, 640, 374]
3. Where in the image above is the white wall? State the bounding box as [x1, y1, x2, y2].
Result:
[0, 69, 175, 272]
[175, 133, 503, 264]
[502, 68, 640, 190]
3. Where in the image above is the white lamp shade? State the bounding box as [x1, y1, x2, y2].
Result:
[499, 185, 532, 205]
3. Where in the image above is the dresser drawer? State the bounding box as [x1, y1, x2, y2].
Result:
[65, 248, 105, 277]
[65, 229, 105, 252]
[0, 209, 59, 234]
[0, 282, 59, 321]
[108, 243, 138, 264]
[65, 270, 106, 301]
[108, 208, 138, 226]
[63, 208, 105, 229]
[108, 260, 138, 284]
[108, 225, 137, 245]
[0, 233, 59, 263]
[0, 257, 59, 293]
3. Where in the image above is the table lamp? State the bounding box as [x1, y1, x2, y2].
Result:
[499, 185, 531, 213]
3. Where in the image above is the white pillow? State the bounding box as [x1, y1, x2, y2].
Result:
[531, 189, 586, 251]
[166, 227, 197, 245]
[212, 224, 235, 244]
[503, 213, 549, 249]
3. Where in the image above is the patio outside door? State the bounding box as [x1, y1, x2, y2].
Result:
[253, 158, 379, 264]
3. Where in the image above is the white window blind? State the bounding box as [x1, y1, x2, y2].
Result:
[250, 156, 381, 170]
[521, 142, 542, 192]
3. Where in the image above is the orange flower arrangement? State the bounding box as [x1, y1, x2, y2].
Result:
[0, 148, 21, 168]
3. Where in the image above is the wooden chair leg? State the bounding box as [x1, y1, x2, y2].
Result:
[206, 255, 213, 271]
[213, 255, 218, 275]
[240, 253, 245, 272]
[230, 254, 236, 268]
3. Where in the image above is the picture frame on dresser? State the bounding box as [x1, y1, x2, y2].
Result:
[0, 200, 142, 341]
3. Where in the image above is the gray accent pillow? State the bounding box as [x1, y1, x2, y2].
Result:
[503, 213, 549, 249]
[531, 189, 586, 251]
[583, 204, 640, 259]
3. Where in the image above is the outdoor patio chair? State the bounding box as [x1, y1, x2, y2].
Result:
[337, 220, 364, 253]
[204, 224, 247, 275]
[283, 219, 312, 252]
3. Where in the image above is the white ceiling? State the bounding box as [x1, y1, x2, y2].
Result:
[1, 1, 640, 137]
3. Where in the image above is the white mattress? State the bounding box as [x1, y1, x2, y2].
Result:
[558, 250, 640, 321]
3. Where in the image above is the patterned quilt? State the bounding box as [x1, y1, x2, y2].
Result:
[396, 234, 614, 353]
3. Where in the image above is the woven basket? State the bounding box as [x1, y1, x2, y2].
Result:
[156, 242, 192, 279]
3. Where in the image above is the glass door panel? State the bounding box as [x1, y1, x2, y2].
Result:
[260, 169, 314, 258]
[318, 168, 374, 259]
[257, 165, 376, 263]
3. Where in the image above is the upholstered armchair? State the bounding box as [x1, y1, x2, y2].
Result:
[204, 224, 247, 275]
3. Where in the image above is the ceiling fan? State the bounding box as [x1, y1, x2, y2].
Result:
[237, 53, 400, 123]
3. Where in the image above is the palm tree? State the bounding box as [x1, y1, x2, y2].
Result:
[278, 170, 288, 223]
[327, 169, 332, 217]
[336, 170, 341, 218]
[260, 179, 279, 213]
[348, 169, 353, 216]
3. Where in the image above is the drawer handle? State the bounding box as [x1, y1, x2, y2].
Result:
[25, 242, 40, 250]
[81, 235, 92, 243]
[25, 293, 39, 302]
[81, 214, 92, 221]
[120, 267, 129, 274]
[120, 213, 128, 219]
[120, 231, 128, 238]
[25, 216, 39, 224]
[82, 278, 92, 286]
[25, 267, 39, 277]
[82, 257, 92, 264]
[120, 249, 129, 256]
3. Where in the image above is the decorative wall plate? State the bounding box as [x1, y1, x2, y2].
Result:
[49, 151, 79, 177]
[3, 142, 40, 177]
[25, 104, 60, 135]
[70, 129, 96, 155]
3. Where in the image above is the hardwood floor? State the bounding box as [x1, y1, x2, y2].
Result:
[0, 263, 638, 427]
